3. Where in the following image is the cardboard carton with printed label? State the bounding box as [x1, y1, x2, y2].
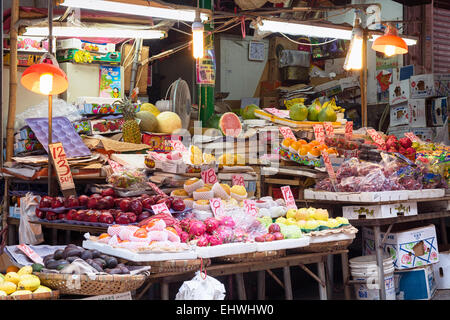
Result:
[410, 73, 450, 98]
[389, 79, 410, 105]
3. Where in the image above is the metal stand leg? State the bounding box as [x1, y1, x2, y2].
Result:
[51, 228, 57, 245]
[235, 273, 246, 300]
[317, 262, 327, 300]
[440, 218, 448, 246]
[161, 282, 169, 300]
[373, 226, 386, 300]
[326, 255, 334, 299]
[341, 252, 352, 300]
[283, 266, 293, 300]
[257, 271, 265, 300]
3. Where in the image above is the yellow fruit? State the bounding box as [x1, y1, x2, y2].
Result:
[33, 285, 52, 294]
[305, 220, 320, 230]
[296, 220, 307, 228]
[286, 218, 297, 225]
[17, 266, 33, 276]
[286, 209, 298, 220]
[0, 290, 7, 297]
[203, 153, 216, 164]
[275, 217, 287, 224]
[336, 217, 349, 225]
[0, 281, 17, 295]
[10, 290, 32, 296]
[295, 208, 309, 221]
[314, 209, 329, 221]
[17, 276, 40, 291]
[327, 219, 340, 228]
[5, 272, 20, 285]
[139, 103, 160, 117]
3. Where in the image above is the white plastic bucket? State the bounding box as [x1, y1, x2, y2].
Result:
[350, 255, 396, 300]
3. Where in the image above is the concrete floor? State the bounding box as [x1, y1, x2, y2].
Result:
[432, 290, 450, 300]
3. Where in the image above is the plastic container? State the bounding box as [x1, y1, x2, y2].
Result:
[350, 255, 396, 300]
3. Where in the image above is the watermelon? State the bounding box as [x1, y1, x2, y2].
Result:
[219, 112, 242, 137]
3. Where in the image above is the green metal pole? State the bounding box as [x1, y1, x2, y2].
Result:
[198, 0, 215, 127]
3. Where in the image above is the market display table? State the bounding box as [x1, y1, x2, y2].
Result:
[137, 250, 348, 300]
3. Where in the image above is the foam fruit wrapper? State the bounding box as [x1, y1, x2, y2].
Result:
[193, 190, 214, 201]
[107, 225, 122, 237]
[145, 219, 166, 231]
[147, 230, 169, 242]
[108, 234, 120, 246]
[118, 226, 140, 241]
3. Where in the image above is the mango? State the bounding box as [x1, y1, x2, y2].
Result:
[5, 272, 20, 285]
[0, 281, 17, 294]
[17, 265, 33, 276]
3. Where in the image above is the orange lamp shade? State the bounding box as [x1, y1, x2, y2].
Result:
[372, 24, 408, 57]
[21, 63, 68, 95]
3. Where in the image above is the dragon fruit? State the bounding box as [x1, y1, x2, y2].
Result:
[179, 231, 189, 243]
[204, 217, 220, 233]
[180, 218, 193, 232]
[188, 220, 207, 237]
[216, 225, 234, 243]
[196, 235, 210, 247]
[208, 233, 223, 246]
[219, 216, 235, 228]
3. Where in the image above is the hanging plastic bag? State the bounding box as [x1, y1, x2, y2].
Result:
[175, 271, 226, 300]
[19, 193, 44, 245]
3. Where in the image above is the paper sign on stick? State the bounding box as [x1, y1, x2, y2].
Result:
[280, 186, 297, 210]
[201, 168, 218, 184]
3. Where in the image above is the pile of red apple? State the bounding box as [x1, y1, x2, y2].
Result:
[36, 187, 186, 226]
[254, 223, 284, 242]
[384, 135, 416, 160]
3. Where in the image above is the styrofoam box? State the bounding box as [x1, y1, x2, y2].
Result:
[412, 127, 436, 142]
[408, 99, 427, 127]
[343, 202, 417, 220]
[82, 240, 198, 262]
[407, 189, 445, 199]
[309, 232, 356, 244]
[432, 250, 450, 289]
[410, 73, 450, 99]
[395, 265, 437, 300]
[196, 242, 257, 259]
[390, 103, 410, 127]
[362, 225, 439, 270]
[304, 189, 408, 203]
[255, 237, 310, 252]
[430, 97, 448, 127]
[389, 80, 410, 106]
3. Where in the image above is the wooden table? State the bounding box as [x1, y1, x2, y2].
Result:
[137, 250, 349, 300]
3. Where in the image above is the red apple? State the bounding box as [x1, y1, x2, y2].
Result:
[101, 188, 115, 197]
[264, 233, 275, 242]
[116, 214, 130, 225]
[39, 196, 53, 208]
[103, 196, 115, 209]
[64, 195, 79, 208]
[87, 197, 99, 209]
[51, 197, 64, 209]
[78, 195, 89, 206]
[273, 232, 284, 240]
[91, 194, 102, 200]
[87, 211, 100, 223]
[141, 198, 154, 210]
[99, 211, 114, 224]
[140, 194, 150, 199]
[254, 235, 265, 242]
[137, 212, 151, 222]
[268, 223, 281, 234]
[35, 208, 45, 219]
[172, 199, 185, 212]
[58, 213, 67, 220]
[66, 209, 77, 220]
[129, 199, 143, 215]
[113, 198, 122, 208]
[46, 211, 58, 221]
[125, 212, 137, 223]
[119, 199, 131, 212]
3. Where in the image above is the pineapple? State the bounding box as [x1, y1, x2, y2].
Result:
[114, 96, 141, 144]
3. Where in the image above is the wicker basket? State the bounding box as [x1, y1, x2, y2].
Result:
[213, 250, 286, 263]
[289, 239, 354, 254]
[0, 290, 60, 300]
[130, 259, 210, 274]
[34, 272, 149, 296]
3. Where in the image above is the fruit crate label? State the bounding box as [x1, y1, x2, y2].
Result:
[49, 142, 75, 191]
[321, 150, 338, 186]
[366, 128, 386, 148]
[232, 174, 245, 187]
[107, 159, 124, 173]
[147, 182, 167, 198]
[280, 186, 297, 210]
[169, 140, 187, 153]
[264, 108, 289, 118]
[17, 244, 44, 264]
[279, 126, 296, 140]
[313, 124, 325, 144]
[151, 203, 171, 215]
[243, 199, 258, 216]
[345, 121, 353, 139]
[201, 168, 218, 184]
[323, 122, 335, 137]
[405, 132, 421, 143]
[209, 198, 225, 218]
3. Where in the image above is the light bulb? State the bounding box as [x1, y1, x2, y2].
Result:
[384, 45, 396, 57]
[39, 73, 53, 95]
[344, 37, 363, 70]
[192, 21, 204, 59]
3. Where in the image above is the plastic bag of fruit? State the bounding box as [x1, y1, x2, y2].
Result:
[107, 168, 147, 189]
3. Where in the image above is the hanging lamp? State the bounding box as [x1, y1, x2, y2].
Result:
[371, 23, 408, 57]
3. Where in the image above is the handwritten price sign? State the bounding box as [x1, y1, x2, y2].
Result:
[313, 124, 325, 144]
[366, 128, 386, 148]
[201, 168, 218, 184]
[405, 132, 421, 143]
[280, 186, 297, 210]
[17, 244, 44, 264]
[49, 143, 75, 191]
[279, 127, 296, 140]
[147, 182, 167, 198]
[209, 198, 225, 218]
[345, 121, 353, 140]
[321, 150, 337, 185]
[151, 203, 171, 215]
[169, 140, 187, 153]
[264, 108, 289, 118]
[108, 159, 124, 173]
[243, 199, 258, 216]
[232, 174, 245, 187]
[323, 122, 335, 137]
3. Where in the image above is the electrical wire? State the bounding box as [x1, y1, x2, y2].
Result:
[279, 32, 338, 46]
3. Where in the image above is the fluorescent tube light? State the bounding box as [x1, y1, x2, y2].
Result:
[23, 26, 166, 39]
[60, 0, 209, 23]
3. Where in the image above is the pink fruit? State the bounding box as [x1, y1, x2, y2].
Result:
[66, 209, 77, 220]
[116, 214, 130, 225]
[87, 197, 99, 209]
[273, 232, 284, 240]
[204, 217, 220, 233]
[51, 197, 64, 209]
[39, 196, 53, 208]
[125, 212, 137, 223]
[219, 216, 235, 228]
[179, 231, 189, 243]
[142, 198, 154, 210]
[78, 195, 89, 206]
[196, 235, 210, 247]
[180, 218, 193, 232]
[268, 223, 281, 234]
[188, 220, 206, 237]
[264, 233, 275, 242]
[254, 235, 265, 242]
[399, 137, 412, 149]
[101, 188, 115, 197]
[208, 233, 223, 246]
[130, 199, 143, 215]
[171, 199, 186, 212]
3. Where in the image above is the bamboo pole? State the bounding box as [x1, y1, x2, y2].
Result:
[6, 0, 19, 162]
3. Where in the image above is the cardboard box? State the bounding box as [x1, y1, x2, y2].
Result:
[389, 80, 410, 105]
[408, 99, 427, 127]
[363, 224, 439, 270]
[429, 97, 448, 127]
[56, 38, 116, 54]
[390, 103, 410, 127]
[412, 127, 435, 142]
[269, 37, 299, 60]
[343, 202, 417, 220]
[395, 265, 437, 300]
[57, 49, 121, 65]
[262, 97, 278, 108]
[387, 125, 410, 138]
[14, 126, 36, 142]
[260, 80, 281, 97]
[410, 73, 450, 98]
[90, 118, 124, 135]
[141, 133, 181, 153]
[433, 250, 450, 289]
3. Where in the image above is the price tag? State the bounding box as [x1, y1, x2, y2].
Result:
[243, 199, 258, 216]
[201, 168, 218, 184]
[264, 108, 289, 118]
[405, 132, 421, 143]
[147, 182, 167, 198]
[169, 140, 187, 153]
[209, 198, 225, 218]
[280, 186, 297, 210]
[49, 143, 75, 192]
[151, 202, 171, 215]
[17, 244, 44, 264]
[313, 124, 325, 144]
[366, 128, 386, 148]
[321, 150, 337, 185]
[107, 159, 124, 173]
[279, 126, 296, 140]
[232, 174, 245, 187]
[323, 122, 335, 137]
[345, 121, 353, 140]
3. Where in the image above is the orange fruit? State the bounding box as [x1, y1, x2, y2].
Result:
[166, 227, 178, 235]
[281, 138, 295, 148]
[309, 140, 320, 147]
[6, 266, 19, 273]
[98, 233, 109, 239]
[297, 139, 308, 145]
[309, 146, 321, 157]
[298, 145, 310, 156]
[327, 148, 338, 155]
[317, 143, 328, 151]
[290, 141, 302, 151]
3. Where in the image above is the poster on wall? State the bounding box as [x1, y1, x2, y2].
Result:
[376, 69, 392, 103]
[99, 66, 122, 98]
[376, 51, 399, 70]
[196, 45, 216, 85]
